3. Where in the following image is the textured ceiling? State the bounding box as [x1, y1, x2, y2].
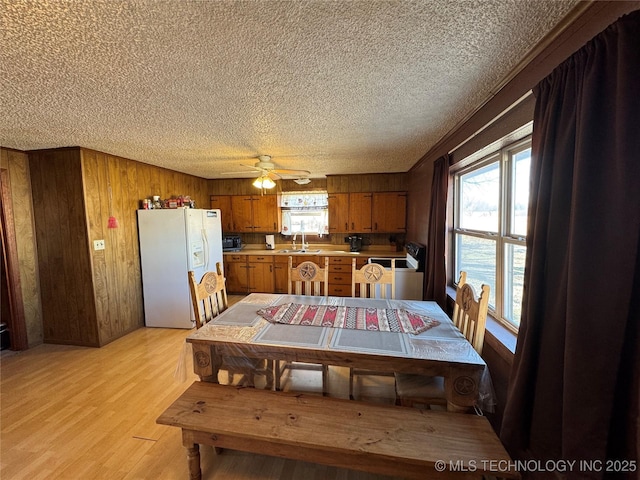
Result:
[1, 0, 580, 180]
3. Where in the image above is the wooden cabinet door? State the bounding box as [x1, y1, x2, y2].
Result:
[372, 192, 407, 233]
[247, 255, 274, 293]
[210, 195, 233, 231]
[348, 193, 372, 233]
[252, 195, 279, 232]
[273, 256, 289, 294]
[224, 255, 248, 293]
[328, 193, 349, 233]
[230, 196, 253, 232]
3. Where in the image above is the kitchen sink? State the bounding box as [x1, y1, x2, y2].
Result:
[277, 249, 321, 254]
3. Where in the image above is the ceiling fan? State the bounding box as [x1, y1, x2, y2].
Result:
[223, 155, 311, 181]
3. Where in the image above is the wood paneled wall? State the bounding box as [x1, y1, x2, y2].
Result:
[208, 173, 407, 196]
[29, 147, 209, 347]
[208, 177, 329, 196]
[326, 173, 407, 193]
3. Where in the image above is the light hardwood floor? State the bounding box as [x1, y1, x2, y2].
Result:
[1, 302, 400, 480]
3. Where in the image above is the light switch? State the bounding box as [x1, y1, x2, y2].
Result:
[93, 239, 105, 251]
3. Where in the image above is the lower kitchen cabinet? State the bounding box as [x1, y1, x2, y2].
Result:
[247, 255, 275, 293]
[328, 256, 367, 296]
[225, 253, 370, 296]
[224, 254, 248, 293]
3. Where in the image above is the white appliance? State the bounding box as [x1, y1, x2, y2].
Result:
[368, 242, 425, 300]
[137, 209, 223, 328]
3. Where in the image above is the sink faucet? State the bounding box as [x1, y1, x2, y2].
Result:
[300, 221, 308, 250]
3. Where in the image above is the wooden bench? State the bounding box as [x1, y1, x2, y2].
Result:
[157, 382, 519, 480]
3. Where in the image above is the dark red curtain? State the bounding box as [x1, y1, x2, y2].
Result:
[500, 10, 640, 479]
[423, 154, 448, 306]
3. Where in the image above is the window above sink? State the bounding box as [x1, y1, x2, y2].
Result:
[280, 191, 329, 237]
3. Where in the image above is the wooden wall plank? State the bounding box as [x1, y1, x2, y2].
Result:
[82, 149, 109, 345]
[2, 148, 42, 347]
[29, 149, 99, 346]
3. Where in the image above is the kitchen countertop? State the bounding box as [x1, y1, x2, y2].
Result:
[223, 244, 406, 257]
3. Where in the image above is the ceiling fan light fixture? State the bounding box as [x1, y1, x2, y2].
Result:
[262, 176, 276, 189]
[253, 175, 276, 189]
[294, 177, 311, 185]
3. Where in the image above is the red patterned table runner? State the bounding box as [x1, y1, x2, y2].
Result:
[257, 303, 440, 335]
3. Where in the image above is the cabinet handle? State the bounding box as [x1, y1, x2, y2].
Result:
[273, 222, 276, 230]
[375, 222, 378, 231]
[351, 222, 354, 230]
[270, 265, 273, 273]
[345, 222, 348, 230]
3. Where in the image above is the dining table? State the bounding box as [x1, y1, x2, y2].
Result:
[185, 293, 494, 412]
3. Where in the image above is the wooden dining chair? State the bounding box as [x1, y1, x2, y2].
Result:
[394, 271, 489, 409]
[288, 257, 329, 296]
[349, 259, 397, 400]
[188, 263, 273, 389]
[275, 257, 329, 394]
[188, 263, 228, 329]
[352, 258, 395, 299]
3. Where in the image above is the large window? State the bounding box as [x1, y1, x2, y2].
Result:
[453, 138, 531, 330]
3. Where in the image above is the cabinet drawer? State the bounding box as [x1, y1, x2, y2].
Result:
[329, 256, 352, 265]
[328, 264, 351, 273]
[328, 285, 352, 296]
[328, 273, 351, 285]
[227, 254, 247, 262]
[248, 255, 273, 263]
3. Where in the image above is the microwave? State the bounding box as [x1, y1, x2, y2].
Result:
[222, 235, 242, 252]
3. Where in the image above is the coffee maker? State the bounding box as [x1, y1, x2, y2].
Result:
[345, 235, 363, 252]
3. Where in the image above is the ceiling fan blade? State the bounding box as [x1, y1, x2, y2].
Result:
[267, 171, 282, 180]
[221, 170, 258, 175]
[272, 168, 311, 176]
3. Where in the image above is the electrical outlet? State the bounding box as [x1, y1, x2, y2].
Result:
[93, 239, 105, 251]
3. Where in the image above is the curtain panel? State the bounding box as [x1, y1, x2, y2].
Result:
[500, 10, 640, 479]
[424, 155, 449, 307]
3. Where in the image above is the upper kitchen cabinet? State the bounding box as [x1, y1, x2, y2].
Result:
[372, 192, 407, 233]
[252, 195, 280, 232]
[328, 193, 349, 233]
[230, 194, 279, 233]
[348, 193, 373, 233]
[327, 191, 406, 233]
[210, 195, 233, 231]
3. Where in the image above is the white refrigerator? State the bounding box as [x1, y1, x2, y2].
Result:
[137, 209, 223, 328]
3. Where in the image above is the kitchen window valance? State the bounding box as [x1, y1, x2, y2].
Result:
[280, 191, 328, 209]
